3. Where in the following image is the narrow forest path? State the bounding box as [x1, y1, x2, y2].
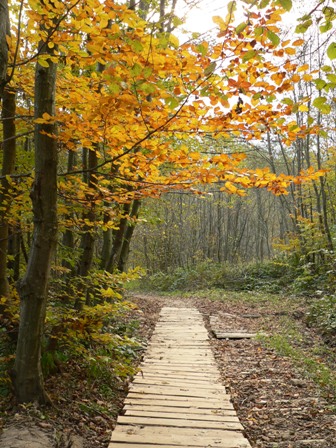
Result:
[109, 306, 251, 448]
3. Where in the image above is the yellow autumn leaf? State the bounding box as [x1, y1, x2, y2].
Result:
[212, 15, 226, 30]
[169, 34, 179, 47]
[298, 64, 309, 72]
[37, 57, 50, 68]
[284, 47, 296, 55]
[224, 181, 238, 194]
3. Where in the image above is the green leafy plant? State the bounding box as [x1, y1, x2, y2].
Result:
[307, 295, 336, 339]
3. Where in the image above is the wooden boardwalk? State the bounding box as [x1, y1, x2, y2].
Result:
[109, 307, 251, 448]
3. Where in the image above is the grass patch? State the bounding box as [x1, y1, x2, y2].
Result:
[263, 333, 336, 397]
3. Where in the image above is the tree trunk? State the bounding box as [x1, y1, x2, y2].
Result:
[8, 223, 21, 281]
[106, 202, 131, 272]
[13, 40, 58, 404]
[77, 148, 97, 278]
[0, 89, 16, 297]
[100, 211, 113, 270]
[117, 199, 141, 272]
[62, 150, 76, 271]
[0, 0, 9, 98]
[0, 0, 11, 297]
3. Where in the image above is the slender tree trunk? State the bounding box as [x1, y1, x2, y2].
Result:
[117, 199, 141, 272]
[106, 202, 131, 272]
[0, 0, 11, 297]
[77, 149, 97, 278]
[62, 150, 76, 271]
[13, 39, 58, 404]
[8, 224, 20, 281]
[100, 210, 113, 270]
[0, 89, 16, 297]
[0, 0, 9, 98]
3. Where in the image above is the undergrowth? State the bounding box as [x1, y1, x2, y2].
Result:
[132, 259, 295, 294]
[0, 270, 144, 405]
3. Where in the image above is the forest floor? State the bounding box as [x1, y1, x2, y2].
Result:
[0, 290, 335, 448]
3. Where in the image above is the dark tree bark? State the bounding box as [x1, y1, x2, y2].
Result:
[62, 150, 76, 271]
[0, 0, 9, 98]
[0, 89, 16, 297]
[13, 39, 58, 403]
[106, 202, 131, 273]
[0, 0, 11, 297]
[100, 211, 113, 270]
[8, 224, 21, 281]
[117, 199, 141, 272]
[77, 148, 97, 278]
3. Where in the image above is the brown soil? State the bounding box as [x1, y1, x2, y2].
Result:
[1, 291, 335, 448]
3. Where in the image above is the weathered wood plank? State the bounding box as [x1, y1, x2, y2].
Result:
[213, 331, 258, 339]
[137, 367, 219, 377]
[117, 415, 243, 430]
[124, 409, 240, 421]
[136, 368, 221, 384]
[123, 404, 236, 413]
[111, 425, 251, 447]
[125, 396, 231, 407]
[128, 385, 226, 398]
[143, 360, 217, 366]
[132, 378, 224, 390]
[110, 444, 207, 448]
[134, 373, 218, 383]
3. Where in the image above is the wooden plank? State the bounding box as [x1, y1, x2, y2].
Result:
[213, 331, 258, 339]
[153, 328, 207, 332]
[124, 409, 240, 421]
[138, 369, 219, 378]
[128, 385, 226, 398]
[143, 360, 216, 366]
[125, 393, 230, 408]
[139, 366, 218, 373]
[145, 352, 214, 357]
[145, 348, 212, 353]
[143, 359, 216, 365]
[154, 328, 207, 332]
[137, 373, 218, 382]
[110, 444, 209, 448]
[134, 372, 219, 382]
[117, 415, 243, 431]
[125, 396, 231, 407]
[137, 367, 218, 377]
[144, 353, 215, 358]
[123, 403, 236, 412]
[111, 425, 251, 447]
[132, 378, 225, 390]
[110, 444, 211, 448]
